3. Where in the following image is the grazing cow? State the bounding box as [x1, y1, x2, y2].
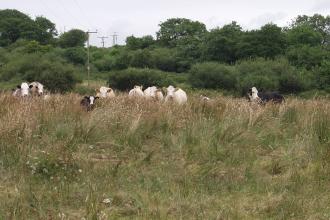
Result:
[129, 85, 144, 97]
[29, 82, 44, 96]
[164, 85, 187, 105]
[12, 82, 31, 97]
[80, 96, 99, 111]
[97, 86, 115, 98]
[248, 87, 284, 104]
[144, 86, 164, 101]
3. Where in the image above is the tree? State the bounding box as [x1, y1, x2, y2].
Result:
[58, 29, 87, 48]
[237, 24, 287, 59]
[286, 45, 326, 69]
[202, 21, 243, 63]
[290, 14, 330, 45]
[286, 25, 323, 47]
[0, 9, 38, 46]
[126, 35, 155, 50]
[34, 16, 57, 45]
[156, 18, 207, 47]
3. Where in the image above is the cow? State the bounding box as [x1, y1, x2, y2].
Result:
[80, 96, 99, 111]
[248, 87, 284, 104]
[144, 86, 164, 101]
[200, 95, 211, 102]
[129, 85, 144, 97]
[12, 82, 32, 97]
[29, 82, 44, 96]
[97, 86, 115, 98]
[164, 85, 187, 105]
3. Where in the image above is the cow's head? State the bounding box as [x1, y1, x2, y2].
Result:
[29, 82, 44, 96]
[134, 85, 143, 91]
[36, 84, 44, 96]
[165, 85, 177, 98]
[85, 96, 99, 105]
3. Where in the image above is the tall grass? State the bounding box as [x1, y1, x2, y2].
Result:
[0, 93, 329, 219]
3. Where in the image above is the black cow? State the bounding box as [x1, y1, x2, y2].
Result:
[248, 87, 284, 104]
[80, 96, 99, 111]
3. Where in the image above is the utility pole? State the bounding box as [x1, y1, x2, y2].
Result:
[86, 30, 97, 87]
[97, 36, 108, 48]
[110, 32, 118, 46]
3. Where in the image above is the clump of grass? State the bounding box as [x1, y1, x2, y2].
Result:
[0, 92, 329, 219]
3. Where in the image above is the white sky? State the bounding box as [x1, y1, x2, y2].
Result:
[1, 0, 329, 47]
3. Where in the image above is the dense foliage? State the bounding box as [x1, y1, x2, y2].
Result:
[0, 9, 329, 94]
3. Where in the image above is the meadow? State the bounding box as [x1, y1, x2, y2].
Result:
[0, 92, 330, 219]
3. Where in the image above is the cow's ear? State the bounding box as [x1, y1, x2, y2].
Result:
[95, 96, 100, 99]
[16, 85, 21, 89]
[29, 85, 33, 89]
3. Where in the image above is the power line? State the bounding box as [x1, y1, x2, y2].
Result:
[55, 0, 86, 29]
[97, 36, 109, 48]
[72, 0, 94, 28]
[110, 32, 118, 46]
[37, 0, 66, 30]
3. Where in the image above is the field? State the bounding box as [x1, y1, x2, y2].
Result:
[0, 92, 330, 219]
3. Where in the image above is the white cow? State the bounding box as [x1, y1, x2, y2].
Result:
[129, 85, 144, 97]
[144, 86, 164, 101]
[164, 85, 187, 105]
[97, 86, 115, 98]
[29, 82, 44, 96]
[12, 82, 31, 97]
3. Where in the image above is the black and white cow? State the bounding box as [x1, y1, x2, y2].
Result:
[80, 96, 99, 111]
[248, 87, 284, 104]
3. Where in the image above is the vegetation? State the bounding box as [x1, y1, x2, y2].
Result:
[0, 9, 329, 94]
[0, 8, 330, 219]
[0, 93, 329, 219]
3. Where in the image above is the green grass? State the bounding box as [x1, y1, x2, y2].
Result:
[0, 93, 330, 219]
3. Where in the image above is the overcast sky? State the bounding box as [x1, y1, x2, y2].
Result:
[1, 0, 329, 47]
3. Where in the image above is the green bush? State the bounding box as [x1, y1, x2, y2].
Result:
[0, 53, 81, 92]
[189, 62, 237, 90]
[63, 47, 87, 65]
[286, 45, 326, 70]
[235, 58, 312, 94]
[149, 48, 179, 72]
[107, 68, 175, 90]
[278, 70, 311, 93]
[314, 61, 330, 91]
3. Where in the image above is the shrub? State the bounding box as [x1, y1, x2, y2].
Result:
[107, 68, 174, 90]
[235, 58, 312, 94]
[129, 49, 152, 68]
[149, 48, 179, 72]
[189, 62, 237, 90]
[63, 47, 87, 65]
[0, 53, 81, 92]
[314, 61, 330, 91]
[286, 45, 326, 70]
[278, 70, 312, 93]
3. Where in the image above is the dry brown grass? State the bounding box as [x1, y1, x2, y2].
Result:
[0, 92, 329, 219]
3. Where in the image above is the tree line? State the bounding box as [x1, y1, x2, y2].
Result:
[0, 9, 329, 94]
